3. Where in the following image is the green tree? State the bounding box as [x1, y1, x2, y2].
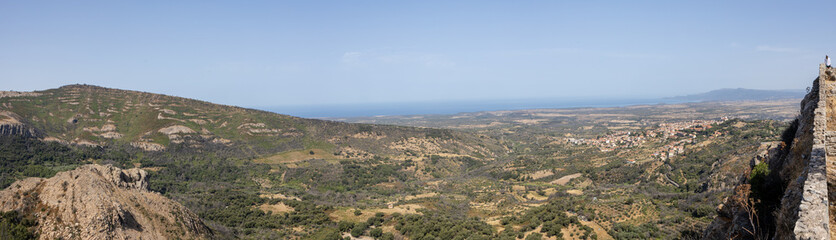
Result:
[351, 222, 368, 237]
[526, 232, 543, 240]
[0, 211, 37, 240]
[380, 232, 395, 240]
[370, 228, 383, 238]
[338, 221, 354, 232]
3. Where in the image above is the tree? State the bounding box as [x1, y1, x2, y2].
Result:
[526, 232, 543, 240]
[380, 232, 395, 240]
[351, 222, 368, 237]
[338, 221, 354, 232]
[322, 229, 342, 240]
[370, 228, 383, 238]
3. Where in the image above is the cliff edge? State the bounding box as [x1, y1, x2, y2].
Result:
[703, 64, 834, 239]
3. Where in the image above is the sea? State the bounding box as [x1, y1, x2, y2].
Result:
[255, 97, 691, 119]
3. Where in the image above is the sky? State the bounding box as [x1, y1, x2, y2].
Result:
[2, 1, 834, 109]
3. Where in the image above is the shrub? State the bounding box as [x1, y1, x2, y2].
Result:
[749, 162, 770, 197]
[351, 222, 368, 237]
[380, 232, 395, 240]
[370, 228, 383, 238]
[338, 221, 354, 232]
[526, 232, 543, 240]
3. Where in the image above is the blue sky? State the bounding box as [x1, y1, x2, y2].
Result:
[1, 1, 833, 107]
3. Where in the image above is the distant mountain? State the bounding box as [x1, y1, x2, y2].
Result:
[667, 88, 806, 102]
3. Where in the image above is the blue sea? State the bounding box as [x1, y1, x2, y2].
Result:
[255, 97, 690, 118]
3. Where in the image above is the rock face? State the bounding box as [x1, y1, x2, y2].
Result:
[0, 164, 213, 239]
[0, 111, 38, 138]
[703, 64, 834, 239]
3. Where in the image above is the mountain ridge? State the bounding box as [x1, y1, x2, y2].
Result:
[666, 88, 805, 102]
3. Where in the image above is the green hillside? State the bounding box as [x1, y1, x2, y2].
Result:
[0, 84, 502, 160]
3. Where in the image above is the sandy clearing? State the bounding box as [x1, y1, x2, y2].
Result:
[259, 202, 295, 214]
[260, 193, 302, 201]
[329, 204, 424, 222]
[529, 169, 555, 180]
[158, 125, 195, 135]
[514, 119, 549, 125]
[551, 173, 582, 185]
[566, 189, 583, 195]
[402, 192, 438, 201]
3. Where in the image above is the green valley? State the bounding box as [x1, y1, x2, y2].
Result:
[0, 85, 798, 239]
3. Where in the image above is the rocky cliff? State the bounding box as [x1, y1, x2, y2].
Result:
[0, 111, 38, 138]
[703, 64, 834, 239]
[0, 164, 213, 239]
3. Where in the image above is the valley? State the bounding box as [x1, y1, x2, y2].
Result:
[0, 85, 800, 239]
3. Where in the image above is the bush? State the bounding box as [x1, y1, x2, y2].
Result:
[0, 211, 37, 240]
[370, 228, 383, 238]
[690, 206, 714, 218]
[749, 162, 770, 197]
[526, 232, 543, 240]
[338, 221, 354, 232]
[380, 232, 395, 240]
[351, 222, 368, 237]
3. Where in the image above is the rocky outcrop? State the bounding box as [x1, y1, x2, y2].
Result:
[0, 111, 38, 138]
[158, 125, 196, 135]
[0, 164, 213, 239]
[0, 124, 34, 137]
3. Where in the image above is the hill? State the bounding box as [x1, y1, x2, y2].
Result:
[0, 84, 501, 159]
[0, 84, 508, 192]
[666, 88, 805, 102]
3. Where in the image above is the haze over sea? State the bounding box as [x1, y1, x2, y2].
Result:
[257, 98, 690, 118]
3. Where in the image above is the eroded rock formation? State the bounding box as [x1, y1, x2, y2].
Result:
[0, 164, 213, 239]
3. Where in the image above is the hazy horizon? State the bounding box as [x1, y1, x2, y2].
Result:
[255, 97, 683, 118]
[256, 88, 805, 118]
[2, 1, 832, 108]
[0, 83, 806, 118]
